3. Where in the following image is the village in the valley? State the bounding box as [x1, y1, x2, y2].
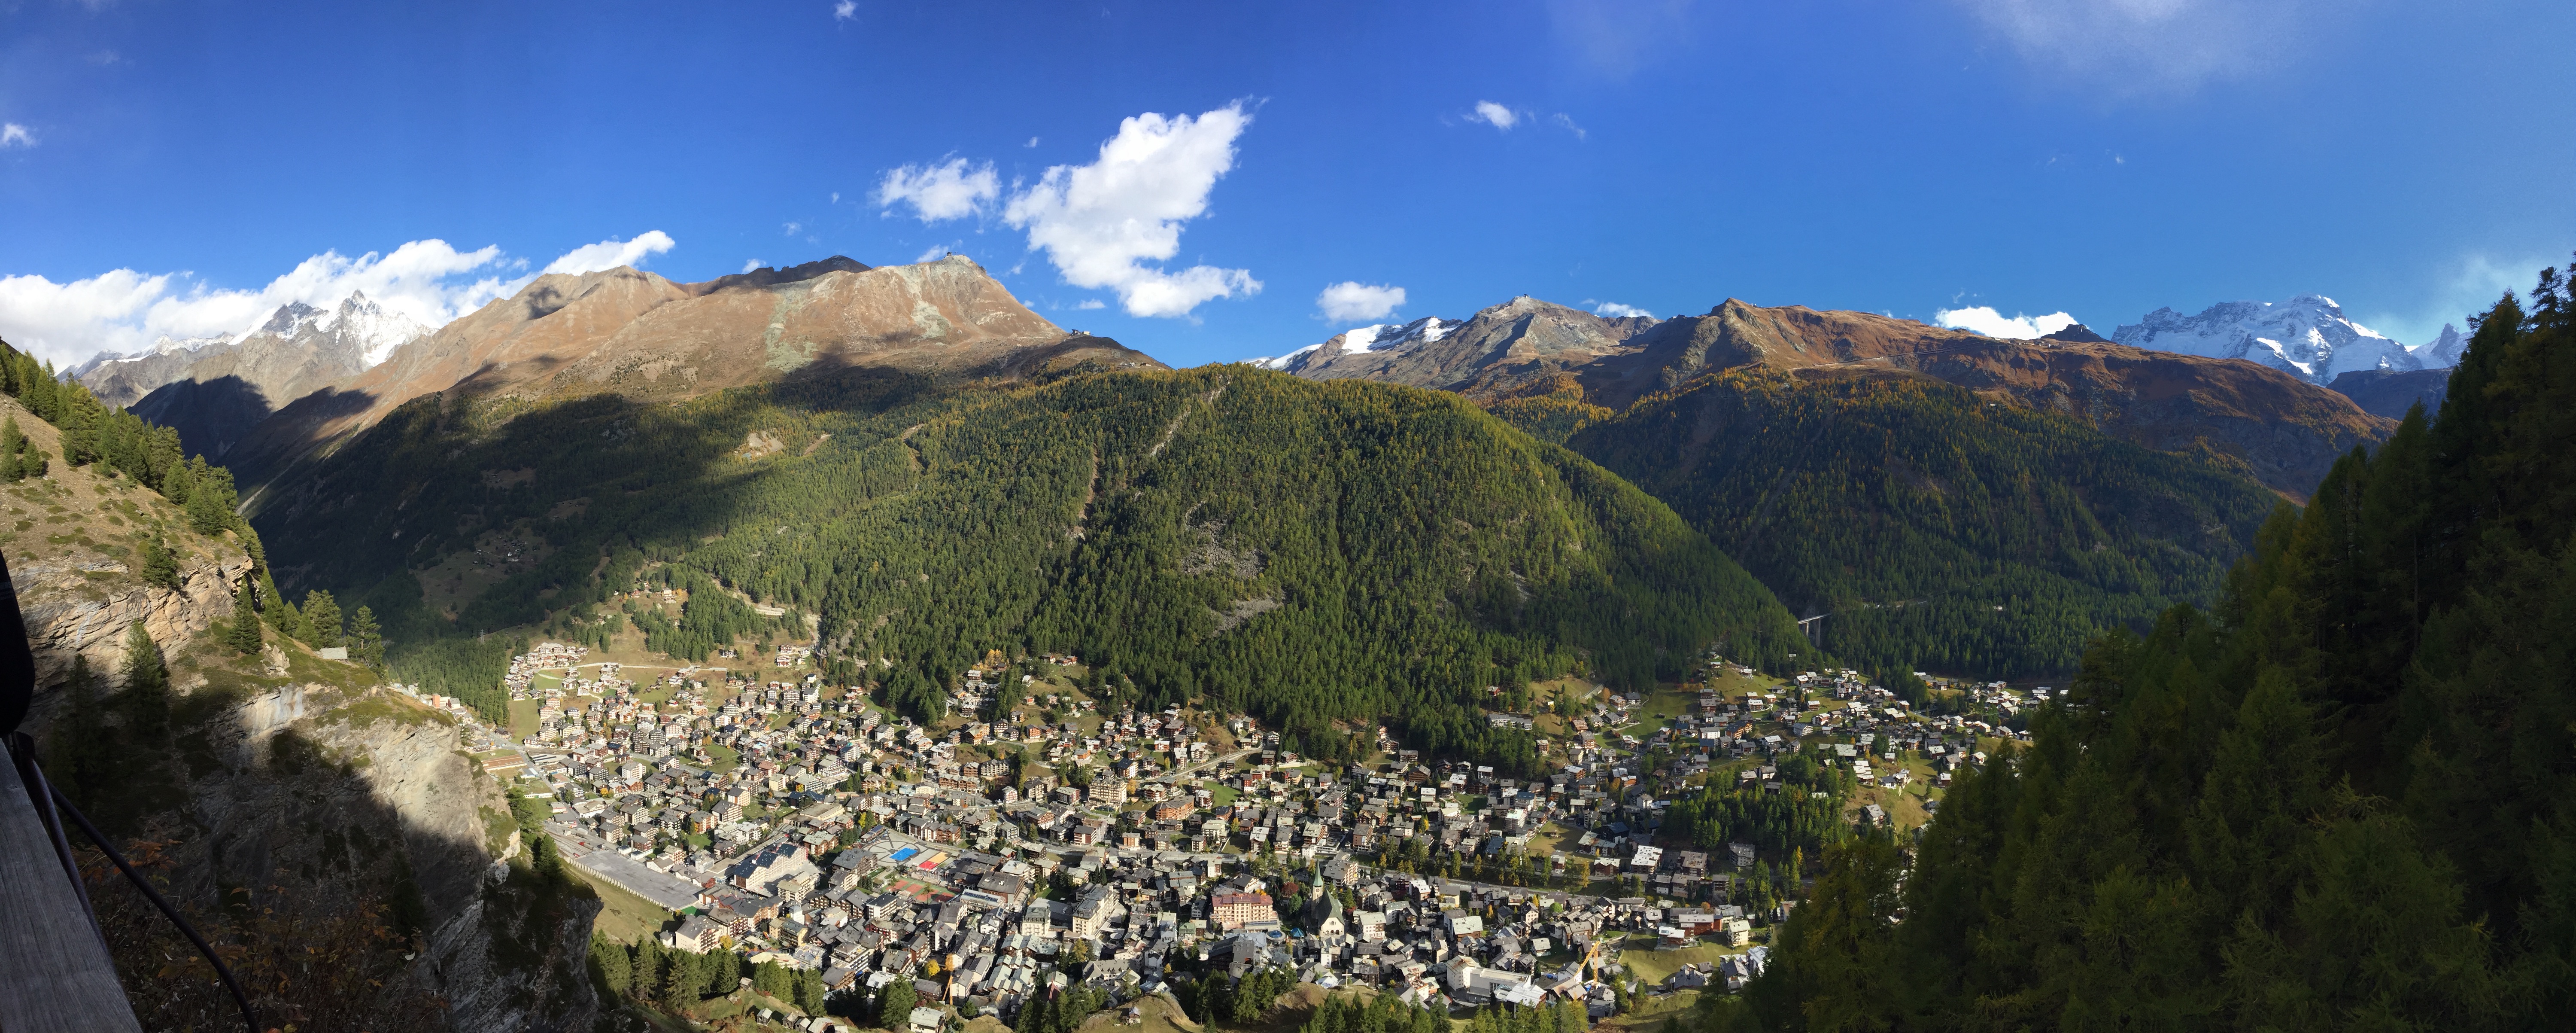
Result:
[393, 625, 2034, 1033]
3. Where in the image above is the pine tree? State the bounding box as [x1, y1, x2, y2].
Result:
[878, 978, 916, 1030]
[302, 589, 344, 648]
[121, 620, 170, 739]
[138, 537, 181, 591]
[349, 605, 383, 667]
[227, 580, 263, 654]
[0, 416, 21, 481]
[588, 932, 631, 999]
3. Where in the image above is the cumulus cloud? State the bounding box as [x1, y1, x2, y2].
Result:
[1467, 102, 1522, 130]
[0, 233, 676, 369]
[539, 231, 675, 276]
[1317, 282, 1406, 323]
[1, 124, 34, 148]
[876, 158, 1001, 223]
[1952, 0, 2317, 93]
[1591, 301, 1652, 318]
[833, 0, 856, 20]
[1000, 104, 1261, 318]
[1935, 305, 2078, 339]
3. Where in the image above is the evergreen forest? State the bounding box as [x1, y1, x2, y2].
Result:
[1712, 268, 2576, 1029]
[1569, 369, 2281, 678]
[251, 365, 1809, 772]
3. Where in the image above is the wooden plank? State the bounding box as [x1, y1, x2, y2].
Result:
[0, 756, 145, 1033]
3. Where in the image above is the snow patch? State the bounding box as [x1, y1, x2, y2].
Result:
[2112, 294, 2434, 384]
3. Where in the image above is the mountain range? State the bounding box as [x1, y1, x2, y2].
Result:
[1256, 294, 2395, 500]
[2110, 293, 2466, 384]
[11, 258, 2464, 692]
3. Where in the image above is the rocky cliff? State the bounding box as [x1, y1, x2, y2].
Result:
[0, 394, 595, 1029]
[0, 395, 252, 685]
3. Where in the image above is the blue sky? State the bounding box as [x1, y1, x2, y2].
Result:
[0, 0, 2568, 369]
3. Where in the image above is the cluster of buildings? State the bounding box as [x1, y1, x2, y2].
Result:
[431, 643, 2024, 1027]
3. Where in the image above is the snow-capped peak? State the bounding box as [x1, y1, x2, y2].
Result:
[1248, 316, 1456, 373]
[1251, 342, 1321, 372]
[210, 291, 430, 368]
[234, 301, 330, 346]
[2111, 294, 2431, 384]
[321, 291, 432, 367]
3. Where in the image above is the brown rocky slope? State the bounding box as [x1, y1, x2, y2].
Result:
[230, 254, 1162, 489]
[1271, 295, 2392, 500]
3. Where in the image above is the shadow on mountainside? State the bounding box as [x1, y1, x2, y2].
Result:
[128, 374, 274, 463]
[33, 644, 599, 1031]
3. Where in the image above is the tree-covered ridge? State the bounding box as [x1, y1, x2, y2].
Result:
[1568, 369, 2279, 677]
[256, 365, 1807, 769]
[1724, 265, 2576, 1030]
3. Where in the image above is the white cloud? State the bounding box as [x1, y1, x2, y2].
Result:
[1591, 301, 1652, 318]
[784, 222, 802, 235]
[833, 0, 856, 21]
[1318, 282, 1406, 323]
[0, 232, 677, 369]
[1551, 113, 1587, 140]
[1001, 104, 1260, 318]
[1074, 299, 1106, 310]
[913, 244, 956, 263]
[1951, 0, 2316, 93]
[1026, 137, 1040, 148]
[741, 259, 764, 274]
[539, 231, 675, 276]
[1935, 305, 2078, 339]
[875, 158, 1001, 223]
[0, 124, 34, 149]
[1467, 102, 1521, 130]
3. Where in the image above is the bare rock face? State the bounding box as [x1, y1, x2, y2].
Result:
[160, 691, 601, 1031]
[13, 545, 249, 685]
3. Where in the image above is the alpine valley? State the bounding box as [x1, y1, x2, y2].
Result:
[11, 251, 2565, 1033]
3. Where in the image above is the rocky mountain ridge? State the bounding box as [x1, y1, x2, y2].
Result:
[78, 291, 431, 411]
[228, 254, 1161, 490]
[2110, 293, 2460, 385]
[1256, 295, 2394, 499]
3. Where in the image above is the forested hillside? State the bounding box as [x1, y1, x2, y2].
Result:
[1721, 266, 2576, 1029]
[252, 365, 1807, 771]
[1568, 368, 2278, 677]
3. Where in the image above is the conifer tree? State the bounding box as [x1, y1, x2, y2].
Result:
[0, 416, 21, 481]
[121, 620, 170, 738]
[878, 977, 916, 1030]
[138, 537, 181, 591]
[302, 589, 344, 648]
[349, 605, 383, 667]
[228, 580, 263, 654]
